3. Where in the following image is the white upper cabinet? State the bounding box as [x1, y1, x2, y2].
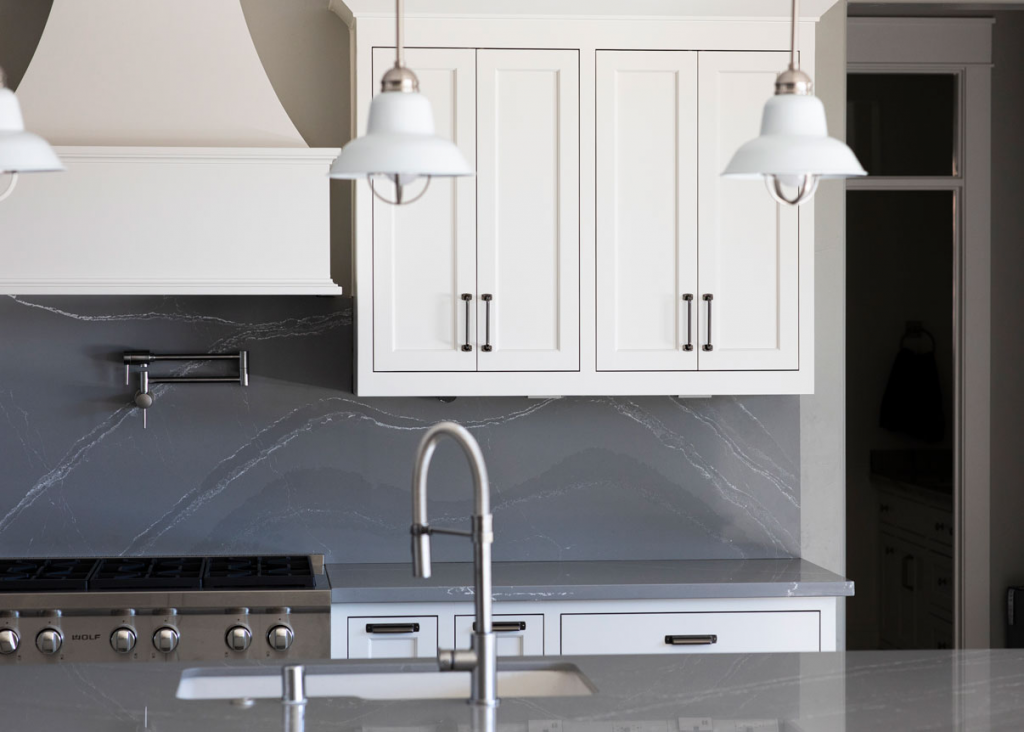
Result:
[372, 48, 477, 372]
[476, 50, 580, 372]
[596, 51, 698, 372]
[341, 3, 818, 396]
[697, 52, 800, 370]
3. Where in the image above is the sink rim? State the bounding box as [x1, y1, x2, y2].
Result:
[177, 659, 598, 701]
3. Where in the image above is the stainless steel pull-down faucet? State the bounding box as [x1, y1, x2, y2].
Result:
[410, 421, 497, 708]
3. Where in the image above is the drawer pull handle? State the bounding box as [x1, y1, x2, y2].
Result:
[461, 293, 473, 352]
[665, 634, 718, 646]
[683, 294, 694, 351]
[702, 294, 714, 351]
[473, 621, 526, 633]
[366, 623, 420, 634]
[482, 294, 493, 352]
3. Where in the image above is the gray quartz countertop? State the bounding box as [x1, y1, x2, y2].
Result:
[326, 558, 854, 602]
[2, 650, 1022, 731]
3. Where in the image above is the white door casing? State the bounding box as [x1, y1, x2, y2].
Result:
[697, 51, 799, 371]
[372, 48, 477, 372]
[596, 51, 699, 371]
[476, 49, 581, 372]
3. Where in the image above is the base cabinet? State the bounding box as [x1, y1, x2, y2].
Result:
[347, 616, 438, 659]
[331, 597, 838, 659]
[454, 614, 544, 657]
[560, 611, 820, 655]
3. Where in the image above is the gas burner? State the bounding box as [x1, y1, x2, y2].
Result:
[0, 558, 97, 592]
[204, 556, 315, 590]
[90, 557, 206, 591]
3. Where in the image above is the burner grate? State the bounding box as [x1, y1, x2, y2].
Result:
[90, 557, 207, 591]
[0, 558, 98, 592]
[203, 555, 315, 590]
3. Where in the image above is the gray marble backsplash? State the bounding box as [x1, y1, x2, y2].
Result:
[0, 296, 799, 562]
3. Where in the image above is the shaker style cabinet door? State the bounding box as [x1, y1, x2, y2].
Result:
[476, 50, 580, 371]
[596, 51, 698, 371]
[697, 52, 800, 370]
[372, 48, 477, 372]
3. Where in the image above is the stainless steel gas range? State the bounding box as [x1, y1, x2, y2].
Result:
[0, 555, 331, 664]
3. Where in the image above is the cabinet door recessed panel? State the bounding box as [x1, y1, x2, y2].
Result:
[697, 52, 799, 371]
[373, 48, 477, 372]
[596, 51, 698, 371]
[476, 50, 580, 372]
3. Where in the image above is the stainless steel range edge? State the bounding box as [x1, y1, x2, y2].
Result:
[0, 555, 331, 664]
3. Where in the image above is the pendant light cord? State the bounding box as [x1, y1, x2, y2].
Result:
[790, 0, 799, 71]
[396, 0, 405, 68]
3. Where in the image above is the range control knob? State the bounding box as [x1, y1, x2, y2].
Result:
[36, 628, 62, 655]
[110, 627, 137, 654]
[0, 628, 19, 655]
[153, 626, 180, 653]
[225, 626, 252, 652]
[267, 625, 294, 651]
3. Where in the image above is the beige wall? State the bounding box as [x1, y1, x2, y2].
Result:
[801, 0, 849, 649]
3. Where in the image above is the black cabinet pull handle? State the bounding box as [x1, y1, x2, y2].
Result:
[702, 294, 714, 351]
[481, 294, 493, 352]
[366, 623, 420, 634]
[473, 621, 526, 633]
[683, 294, 694, 351]
[461, 294, 473, 352]
[665, 634, 718, 646]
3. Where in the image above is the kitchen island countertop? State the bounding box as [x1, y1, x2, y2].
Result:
[326, 558, 854, 603]
[1, 650, 1022, 731]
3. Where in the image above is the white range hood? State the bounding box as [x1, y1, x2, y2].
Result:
[0, 0, 341, 294]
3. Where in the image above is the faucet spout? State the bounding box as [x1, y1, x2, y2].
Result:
[410, 421, 497, 707]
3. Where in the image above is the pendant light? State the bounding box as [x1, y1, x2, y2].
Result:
[0, 67, 64, 203]
[722, 0, 865, 206]
[328, 0, 473, 205]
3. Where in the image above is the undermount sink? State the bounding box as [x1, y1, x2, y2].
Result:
[177, 663, 595, 701]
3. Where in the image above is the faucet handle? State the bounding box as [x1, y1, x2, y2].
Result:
[438, 648, 477, 672]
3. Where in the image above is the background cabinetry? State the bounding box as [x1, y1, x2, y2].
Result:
[877, 481, 954, 649]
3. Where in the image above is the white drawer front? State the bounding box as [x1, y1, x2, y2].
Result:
[560, 612, 820, 655]
[455, 614, 544, 657]
[347, 616, 438, 659]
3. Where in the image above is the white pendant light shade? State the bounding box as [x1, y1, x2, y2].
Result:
[328, 92, 472, 181]
[721, 0, 864, 206]
[723, 95, 866, 182]
[0, 87, 63, 173]
[329, 0, 473, 205]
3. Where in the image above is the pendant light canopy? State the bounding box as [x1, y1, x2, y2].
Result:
[0, 68, 64, 202]
[722, 0, 865, 206]
[328, 0, 473, 205]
